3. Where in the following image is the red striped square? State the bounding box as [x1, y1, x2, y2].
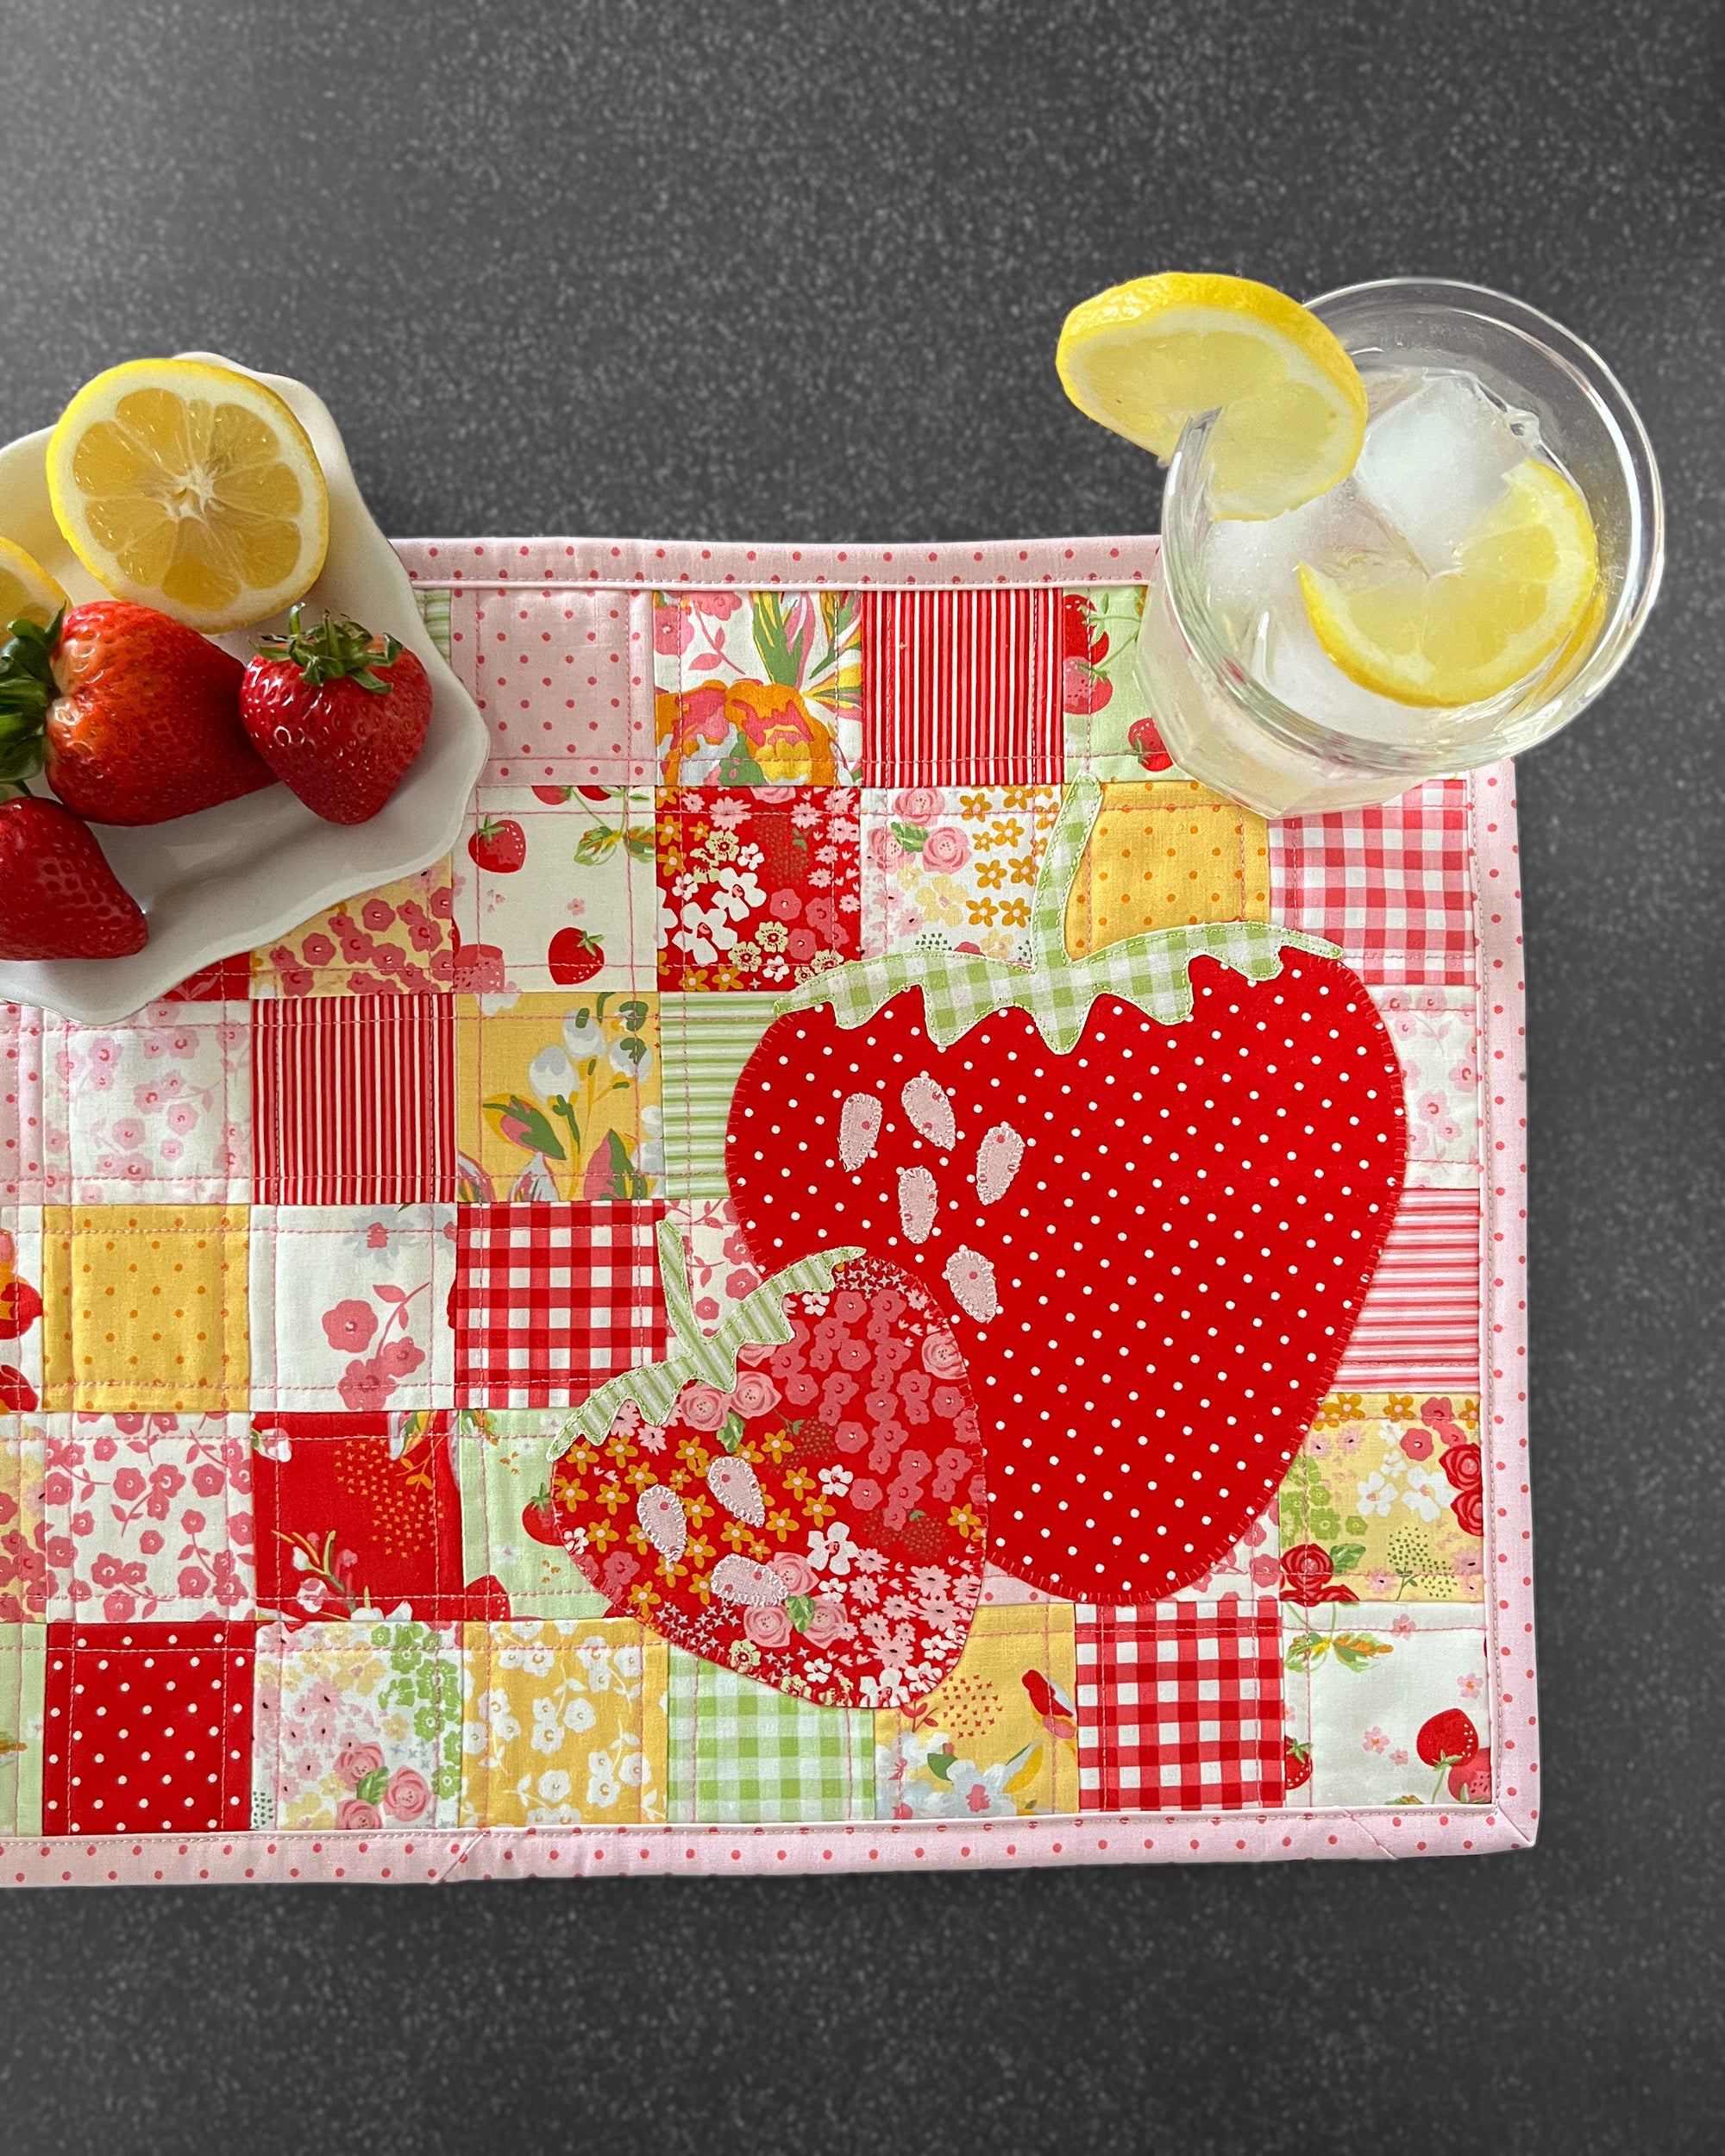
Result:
[1336, 1187, 1481, 1388]
[861, 588, 1066, 786]
[253, 997, 456, 1206]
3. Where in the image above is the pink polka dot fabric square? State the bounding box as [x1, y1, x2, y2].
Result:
[450, 588, 654, 785]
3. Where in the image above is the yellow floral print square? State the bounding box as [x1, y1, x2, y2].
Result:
[1282, 1393, 1485, 1602]
[41, 1206, 248, 1413]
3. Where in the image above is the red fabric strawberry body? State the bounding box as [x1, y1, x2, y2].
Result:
[725, 946, 1407, 1602]
[548, 1254, 987, 1708]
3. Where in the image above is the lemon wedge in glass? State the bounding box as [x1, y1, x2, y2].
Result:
[46, 358, 329, 632]
[1297, 459, 1599, 707]
[1057, 272, 1369, 519]
[0, 536, 67, 632]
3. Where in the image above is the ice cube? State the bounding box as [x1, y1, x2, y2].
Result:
[1205, 479, 1403, 626]
[1251, 592, 1435, 745]
[1352, 371, 1540, 574]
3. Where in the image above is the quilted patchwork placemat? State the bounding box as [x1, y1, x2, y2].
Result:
[0, 536, 1534, 1884]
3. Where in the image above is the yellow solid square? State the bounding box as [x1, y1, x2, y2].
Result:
[1064, 780, 1270, 956]
[41, 1206, 248, 1413]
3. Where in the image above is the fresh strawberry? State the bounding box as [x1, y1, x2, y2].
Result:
[0, 604, 269, 824]
[547, 927, 603, 984]
[520, 1489, 562, 1548]
[0, 793, 147, 959]
[241, 606, 431, 824]
[468, 816, 526, 873]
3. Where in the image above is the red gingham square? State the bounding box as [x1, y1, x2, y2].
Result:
[1269, 778, 1474, 986]
[451, 1201, 667, 1407]
[1075, 1600, 1285, 1812]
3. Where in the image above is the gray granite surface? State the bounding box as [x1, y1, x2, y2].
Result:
[0, 0, 1719, 2148]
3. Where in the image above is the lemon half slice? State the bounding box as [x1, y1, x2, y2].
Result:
[1297, 460, 1599, 707]
[46, 358, 329, 632]
[1057, 273, 1368, 519]
[0, 536, 66, 632]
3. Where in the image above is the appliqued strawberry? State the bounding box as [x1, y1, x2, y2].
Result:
[467, 816, 526, 873]
[0, 603, 270, 824]
[724, 778, 1407, 1604]
[0, 793, 147, 959]
[547, 1225, 988, 1708]
[547, 927, 604, 984]
[241, 605, 431, 824]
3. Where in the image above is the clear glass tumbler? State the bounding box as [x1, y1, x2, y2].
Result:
[1132, 279, 1665, 816]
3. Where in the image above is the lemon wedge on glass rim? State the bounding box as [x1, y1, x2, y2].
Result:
[0, 536, 66, 631]
[46, 357, 329, 632]
[1297, 460, 1599, 708]
[1056, 272, 1369, 520]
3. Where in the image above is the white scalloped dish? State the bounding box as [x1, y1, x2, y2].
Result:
[0, 353, 486, 1025]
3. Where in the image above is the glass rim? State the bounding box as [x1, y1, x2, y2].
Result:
[1160, 276, 1665, 774]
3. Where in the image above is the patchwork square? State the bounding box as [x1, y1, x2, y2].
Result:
[875, 1603, 1080, 1821]
[460, 1617, 667, 1827]
[252, 1615, 461, 1830]
[451, 1203, 666, 1407]
[247, 1205, 456, 1414]
[1374, 985, 1481, 1189]
[656, 786, 862, 991]
[1061, 780, 1270, 954]
[452, 785, 656, 997]
[654, 588, 862, 786]
[41, 1620, 254, 1836]
[668, 1653, 875, 1823]
[0, 1412, 47, 1621]
[41, 1413, 254, 1624]
[860, 785, 1061, 962]
[455, 1416, 607, 1620]
[252, 862, 456, 998]
[861, 587, 1065, 786]
[657, 997, 781, 1199]
[1334, 1188, 1482, 1389]
[1269, 778, 1475, 986]
[162, 955, 254, 1003]
[452, 586, 653, 786]
[253, 996, 455, 1206]
[1, 1211, 45, 1417]
[0, 1625, 44, 1833]
[1075, 1601, 1285, 1812]
[1059, 586, 1168, 780]
[41, 1206, 249, 1414]
[455, 991, 661, 1204]
[1, 1004, 48, 1204]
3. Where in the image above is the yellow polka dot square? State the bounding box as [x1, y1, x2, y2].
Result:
[41, 1206, 249, 1413]
[1063, 780, 1270, 957]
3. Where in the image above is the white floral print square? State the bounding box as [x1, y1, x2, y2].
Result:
[1285, 1601, 1491, 1811]
[40, 1413, 254, 1623]
[36, 1004, 252, 1206]
[859, 786, 1060, 963]
[451, 785, 656, 1000]
[1371, 986, 1480, 1190]
[248, 1206, 457, 1413]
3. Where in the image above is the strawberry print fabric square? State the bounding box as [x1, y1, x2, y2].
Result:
[1333, 1188, 1481, 1391]
[247, 1206, 457, 1414]
[455, 1416, 607, 1620]
[41, 1413, 254, 1623]
[1269, 778, 1475, 987]
[860, 785, 1061, 962]
[1075, 1601, 1285, 1812]
[452, 785, 656, 999]
[653, 589, 862, 786]
[1059, 586, 1168, 781]
[250, 1412, 504, 1626]
[450, 586, 653, 787]
[37, 1005, 252, 1206]
[1283, 1601, 1491, 1810]
[253, 863, 456, 998]
[252, 1615, 461, 1830]
[656, 787, 861, 991]
[41, 1620, 254, 1836]
[252, 997, 455, 1206]
[451, 1203, 665, 1407]
[1373, 986, 1481, 1190]
[860, 588, 1065, 787]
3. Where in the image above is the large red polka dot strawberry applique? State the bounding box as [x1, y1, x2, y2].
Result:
[724, 778, 1408, 1605]
[546, 1223, 988, 1709]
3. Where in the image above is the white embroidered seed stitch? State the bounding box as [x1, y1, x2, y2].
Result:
[975, 1121, 1026, 1206]
[711, 1555, 791, 1607]
[898, 1165, 938, 1244]
[838, 1091, 882, 1171]
[901, 1072, 957, 1149]
[707, 1454, 767, 1526]
[637, 1484, 688, 1563]
[945, 1245, 1000, 1321]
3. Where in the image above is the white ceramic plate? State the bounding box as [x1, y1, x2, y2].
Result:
[0, 352, 486, 1024]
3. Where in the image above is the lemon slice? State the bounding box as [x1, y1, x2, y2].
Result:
[1297, 460, 1599, 707]
[0, 536, 66, 632]
[46, 358, 329, 632]
[1057, 273, 1368, 519]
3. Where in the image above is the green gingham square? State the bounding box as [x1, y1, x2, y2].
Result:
[666, 1652, 877, 1823]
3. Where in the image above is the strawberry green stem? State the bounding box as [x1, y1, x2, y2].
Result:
[0, 611, 61, 785]
[255, 604, 402, 693]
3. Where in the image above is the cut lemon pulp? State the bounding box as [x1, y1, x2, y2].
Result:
[46, 359, 329, 632]
[1297, 459, 1599, 708]
[1056, 273, 1368, 519]
[0, 536, 66, 632]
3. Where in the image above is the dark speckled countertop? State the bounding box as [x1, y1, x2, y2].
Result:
[0, 2, 1720, 2149]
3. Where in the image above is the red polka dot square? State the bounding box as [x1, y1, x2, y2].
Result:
[41, 1622, 254, 1837]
